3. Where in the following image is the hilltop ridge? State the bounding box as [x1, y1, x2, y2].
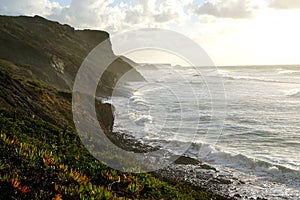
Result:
[0, 15, 144, 91]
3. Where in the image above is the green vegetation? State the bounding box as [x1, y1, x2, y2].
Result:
[0, 109, 217, 199]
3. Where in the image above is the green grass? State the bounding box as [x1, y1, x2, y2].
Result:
[0, 109, 218, 199]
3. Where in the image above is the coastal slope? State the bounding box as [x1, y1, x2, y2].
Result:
[0, 15, 228, 199]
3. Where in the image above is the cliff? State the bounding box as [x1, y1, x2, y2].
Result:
[0, 15, 145, 129]
[0, 15, 144, 92]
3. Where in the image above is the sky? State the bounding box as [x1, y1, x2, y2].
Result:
[0, 0, 300, 66]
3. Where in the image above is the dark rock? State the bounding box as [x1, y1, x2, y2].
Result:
[174, 155, 201, 165]
[95, 100, 115, 132]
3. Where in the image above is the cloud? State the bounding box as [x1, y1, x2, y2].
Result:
[48, 0, 127, 33]
[153, 0, 190, 23]
[48, 0, 193, 33]
[123, 0, 156, 24]
[269, 0, 300, 9]
[0, 0, 61, 16]
[2, 0, 300, 66]
[122, 0, 191, 25]
[192, 0, 253, 18]
[0, 0, 193, 33]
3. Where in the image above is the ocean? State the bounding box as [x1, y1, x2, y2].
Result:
[109, 65, 300, 199]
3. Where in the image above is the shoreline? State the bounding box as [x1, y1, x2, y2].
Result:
[102, 91, 291, 199]
[96, 86, 238, 199]
[105, 123, 239, 199]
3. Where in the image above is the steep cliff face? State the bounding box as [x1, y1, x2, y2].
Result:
[0, 15, 144, 91]
[0, 15, 143, 130]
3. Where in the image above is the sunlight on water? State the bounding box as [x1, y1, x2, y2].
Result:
[112, 65, 300, 198]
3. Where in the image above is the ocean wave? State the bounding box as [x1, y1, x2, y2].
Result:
[217, 69, 230, 77]
[129, 93, 149, 105]
[217, 69, 277, 83]
[145, 138, 300, 183]
[223, 75, 283, 83]
[217, 69, 298, 83]
[134, 114, 153, 126]
[205, 148, 300, 184]
[277, 69, 299, 75]
[285, 89, 300, 98]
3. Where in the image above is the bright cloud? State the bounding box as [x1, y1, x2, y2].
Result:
[48, 0, 125, 32]
[0, 0, 61, 16]
[0, 0, 300, 65]
[192, 0, 253, 18]
[48, 0, 195, 33]
[269, 0, 300, 9]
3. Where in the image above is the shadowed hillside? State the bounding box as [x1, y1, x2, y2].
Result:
[0, 15, 144, 91]
[0, 15, 146, 129]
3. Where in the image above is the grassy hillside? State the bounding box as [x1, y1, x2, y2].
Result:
[0, 109, 218, 200]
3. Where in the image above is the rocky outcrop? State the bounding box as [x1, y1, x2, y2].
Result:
[95, 101, 115, 132]
[50, 55, 65, 74]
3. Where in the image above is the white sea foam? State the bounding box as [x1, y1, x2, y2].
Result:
[144, 138, 300, 183]
[111, 65, 300, 198]
[129, 92, 148, 105]
[285, 89, 300, 98]
[277, 69, 299, 75]
[134, 115, 153, 126]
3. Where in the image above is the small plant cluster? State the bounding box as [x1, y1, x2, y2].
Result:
[0, 109, 217, 199]
[0, 132, 117, 199]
